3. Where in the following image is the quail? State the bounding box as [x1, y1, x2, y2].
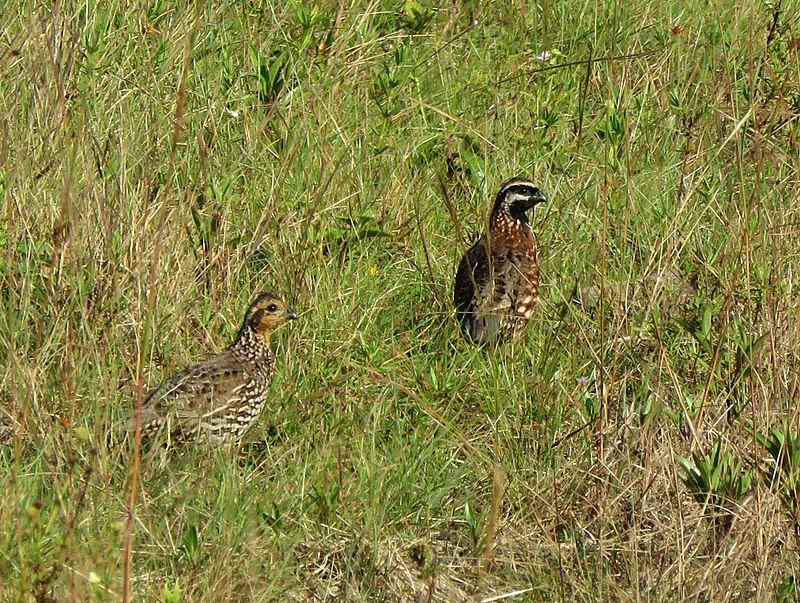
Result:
[123, 292, 298, 446]
[453, 178, 546, 345]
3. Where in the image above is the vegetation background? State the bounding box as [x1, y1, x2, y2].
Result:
[1, 0, 799, 600]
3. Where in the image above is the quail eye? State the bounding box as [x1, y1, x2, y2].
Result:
[267, 304, 278, 312]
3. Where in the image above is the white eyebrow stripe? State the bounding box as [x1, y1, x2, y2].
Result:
[498, 179, 536, 195]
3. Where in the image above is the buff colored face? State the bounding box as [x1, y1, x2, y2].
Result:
[247, 296, 298, 337]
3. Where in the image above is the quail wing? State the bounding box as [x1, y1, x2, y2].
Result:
[122, 353, 258, 439]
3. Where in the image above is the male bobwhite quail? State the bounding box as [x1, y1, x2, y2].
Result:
[453, 178, 546, 345]
[123, 292, 298, 446]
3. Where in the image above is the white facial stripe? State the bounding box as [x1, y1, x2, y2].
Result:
[499, 180, 536, 196]
[500, 186, 534, 212]
[506, 191, 532, 204]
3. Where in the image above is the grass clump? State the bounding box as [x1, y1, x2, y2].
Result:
[676, 440, 754, 536]
[757, 423, 800, 532]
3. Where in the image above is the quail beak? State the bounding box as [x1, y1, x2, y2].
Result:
[531, 190, 547, 205]
[286, 308, 298, 320]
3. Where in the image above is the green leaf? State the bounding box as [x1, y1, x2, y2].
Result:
[701, 306, 712, 338]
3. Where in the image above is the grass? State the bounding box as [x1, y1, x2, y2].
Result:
[1, 0, 799, 600]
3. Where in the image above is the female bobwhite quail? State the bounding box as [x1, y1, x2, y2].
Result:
[453, 178, 546, 345]
[124, 292, 297, 445]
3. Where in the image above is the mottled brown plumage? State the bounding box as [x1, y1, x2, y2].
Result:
[124, 293, 297, 446]
[453, 178, 546, 345]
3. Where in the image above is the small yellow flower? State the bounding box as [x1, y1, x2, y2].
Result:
[367, 265, 378, 277]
